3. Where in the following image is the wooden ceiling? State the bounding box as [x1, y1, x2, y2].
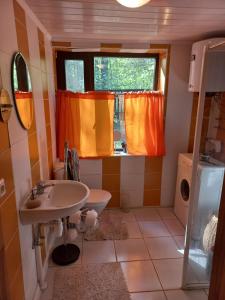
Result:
[26, 0, 225, 48]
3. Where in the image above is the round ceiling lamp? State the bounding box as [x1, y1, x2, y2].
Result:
[116, 0, 151, 8]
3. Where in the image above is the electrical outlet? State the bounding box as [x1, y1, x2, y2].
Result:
[0, 179, 6, 198]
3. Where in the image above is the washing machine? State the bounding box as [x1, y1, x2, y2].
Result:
[174, 153, 193, 226]
[174, 153, 225, 230]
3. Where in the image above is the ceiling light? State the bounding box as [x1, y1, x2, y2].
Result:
[116, 0, 151, 8]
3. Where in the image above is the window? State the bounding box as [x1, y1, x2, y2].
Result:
[65, 60, 85, 92]
[56, 52, 159, 152]
[94, 56, 156, 91]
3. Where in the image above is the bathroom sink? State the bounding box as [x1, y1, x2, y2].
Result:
[20, 180, 90, 225]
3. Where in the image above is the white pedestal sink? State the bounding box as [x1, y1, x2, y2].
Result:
[20, 180, 90, 225]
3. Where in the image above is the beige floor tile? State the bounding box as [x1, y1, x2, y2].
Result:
[130, 291, 166, 300]
[133, 208, 161, 221]
[139, 221, 171, 237]
[156, 208, 176, 220]
[121, 260, 162, 292]
[163, 219, 185, 236]
[125, 221, 142, 238]
[153, 259, 183, 289]
[115, 239, 150, 262]
[165, 289, 208, 300]
[121, 211, 137, 222]
[145, 237, 183, 259]
[82, 240, 116, 263]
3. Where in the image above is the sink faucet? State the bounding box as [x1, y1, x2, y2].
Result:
[31, 181, 55, 199]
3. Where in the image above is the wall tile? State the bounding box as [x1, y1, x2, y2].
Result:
[13, 0, 26, 25]
[10, 137, 31, 208]
[46, 124, 52, 149]
[31, 161, 41, 186]
[44, 99, 50, 124]
[121, 173, 144, 191]
[37, 28, 45, 46]
[41, 72, 49, 100]
[15, 19, 30, 62]
[48, 147, 53, 177]
[0, 149, 14, 203]
[0, 192, 18, 247]
[145, 157, 163, 173]
[28, 112, 37, 135]
[121, 156, 145, 174]
[144, 189, 161, 206]
[102, 174, 120, 191]
[39, 44, 46, 73]
[121, 189, 143, 208]
[107, 191, 120, 208]
[0, 248, 7, 299]
[38, 130, 49, 180]
[0, 0, 17, 55]
[7, 266, 24, 300]
[26, 15, 40, 69]
[102, 157, 120, 174]
[80, 159, 102, 175]
[28, 132, 39, 167]
[80, 174, 102, 189]
[18, 223, 37, 300]
[0, 122, 10, 153]
[144, 172, 162, 189]
[4, 231, 22, 286]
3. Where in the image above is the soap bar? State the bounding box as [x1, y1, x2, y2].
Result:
[26, 199, 41, 209]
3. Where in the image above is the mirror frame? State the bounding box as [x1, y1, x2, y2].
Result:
[11, 51, 34, 130]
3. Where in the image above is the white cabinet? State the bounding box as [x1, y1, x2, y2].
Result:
[189, 38, 225, 92]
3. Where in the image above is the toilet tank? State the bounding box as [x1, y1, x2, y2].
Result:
[53, 162, 65, 180]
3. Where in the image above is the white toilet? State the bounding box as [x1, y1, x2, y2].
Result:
[84, 189, 111, 215]
[53, 162, 111, 215]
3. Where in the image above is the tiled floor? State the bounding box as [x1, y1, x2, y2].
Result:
[40, 207, 208, 300]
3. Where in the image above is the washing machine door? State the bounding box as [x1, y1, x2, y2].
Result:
[180, 178, 190, 206]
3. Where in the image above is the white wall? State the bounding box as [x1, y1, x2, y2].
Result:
[161, 44, 193, 207]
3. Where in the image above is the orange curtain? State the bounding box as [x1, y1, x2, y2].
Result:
[56, 90, 115, 159]
[15, 91, 33, 129]
[125, 92, 165, 156]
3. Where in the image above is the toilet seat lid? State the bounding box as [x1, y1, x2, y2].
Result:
[86, 189, 111, 205]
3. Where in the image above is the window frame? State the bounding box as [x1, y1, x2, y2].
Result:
[56, 51, 160, 92]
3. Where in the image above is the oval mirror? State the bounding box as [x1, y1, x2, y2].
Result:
[11, 52, 33, 130]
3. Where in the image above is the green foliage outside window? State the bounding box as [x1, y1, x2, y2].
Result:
[94, 57, 156, 91]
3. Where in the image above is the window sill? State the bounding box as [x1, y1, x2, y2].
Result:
[113, 151, 145, 157]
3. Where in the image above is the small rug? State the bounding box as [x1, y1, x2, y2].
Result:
[84, 210, 129, 241]
[53, 263, 131, 300]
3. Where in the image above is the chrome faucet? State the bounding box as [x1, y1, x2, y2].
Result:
[31, 181, 55, 199]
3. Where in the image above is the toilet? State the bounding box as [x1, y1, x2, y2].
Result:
[84, 189, 111, 215]
[53, 162, 111, 215]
